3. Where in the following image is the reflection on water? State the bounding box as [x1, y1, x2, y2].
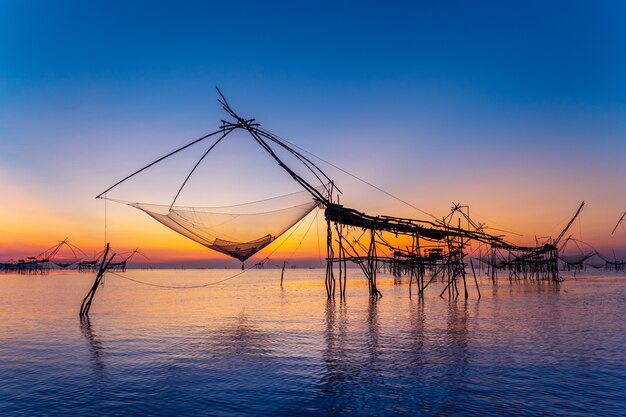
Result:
[80, 317, 106, 378]
[205, 312, 272, 358]
[0, 270, 625, 416]
[321, 300, 350, 390]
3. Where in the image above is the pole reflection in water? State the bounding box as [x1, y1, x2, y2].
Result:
[365, 299, 381, 374]
[80, 317, 106, 379]
[321, 300, 351, 393]
[437, 301, 470, 414]
[407, 299, 426, 372]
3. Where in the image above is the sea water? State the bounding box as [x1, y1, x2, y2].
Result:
[1, 269, 624, 416]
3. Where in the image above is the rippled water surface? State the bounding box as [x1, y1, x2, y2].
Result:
[1, 270, 625, 416]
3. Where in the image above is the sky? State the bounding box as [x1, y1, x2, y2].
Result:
[1, 0, 625, 266]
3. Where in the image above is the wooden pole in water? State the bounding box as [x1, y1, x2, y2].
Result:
[470, 258, 481, 298]
[462, 262, 469, 300]
[280, 261, 286, 287]
[325, 220, 333, 298]
[341, 236, 347, 298]
[80, 243, 116, 318]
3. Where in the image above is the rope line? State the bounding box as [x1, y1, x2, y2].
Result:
[259, 127, 439, 221]
[285, 208, 319, 260]
[315, 208, 324, 265]
[107, 268, 252, 289]
[258, 208, 314, 262]
[101, 186, 324, 210]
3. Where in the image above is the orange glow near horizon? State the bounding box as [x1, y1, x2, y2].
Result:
[3, 189, 626, 263]
[2, 131, 626, 263]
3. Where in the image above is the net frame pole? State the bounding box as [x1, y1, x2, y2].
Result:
[95, 126, 233, 199]
[169, 126, 236, 209]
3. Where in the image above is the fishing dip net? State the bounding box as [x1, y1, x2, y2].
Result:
[123, 188, 323, 262]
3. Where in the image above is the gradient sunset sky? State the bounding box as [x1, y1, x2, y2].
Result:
[1, 1, 625, 265]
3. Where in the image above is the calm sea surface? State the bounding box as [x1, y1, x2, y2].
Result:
[0, 269, 624, 416]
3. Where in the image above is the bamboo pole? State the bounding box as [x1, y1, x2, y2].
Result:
[80, 244, 116, 318]
[280, 261, 286, 287]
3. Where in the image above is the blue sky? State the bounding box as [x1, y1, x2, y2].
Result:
[1, 0, 625, 259]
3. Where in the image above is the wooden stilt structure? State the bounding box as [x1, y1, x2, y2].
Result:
[93, 90, 589, 301]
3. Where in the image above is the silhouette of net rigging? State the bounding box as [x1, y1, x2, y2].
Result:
[40, 239, 85, 268]
[558, 238, 599, 267]
[97, 89, 334, 263]
[585, 254, 607, 269]
[559, 253, 596, 266]
[124, 188, 322, 262]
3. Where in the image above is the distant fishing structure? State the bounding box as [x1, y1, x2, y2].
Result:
[0, 238, 85, 273]
[78, 248, 148, 272]
[0, 240, 147, 274]
[91, 89, 603, 302]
